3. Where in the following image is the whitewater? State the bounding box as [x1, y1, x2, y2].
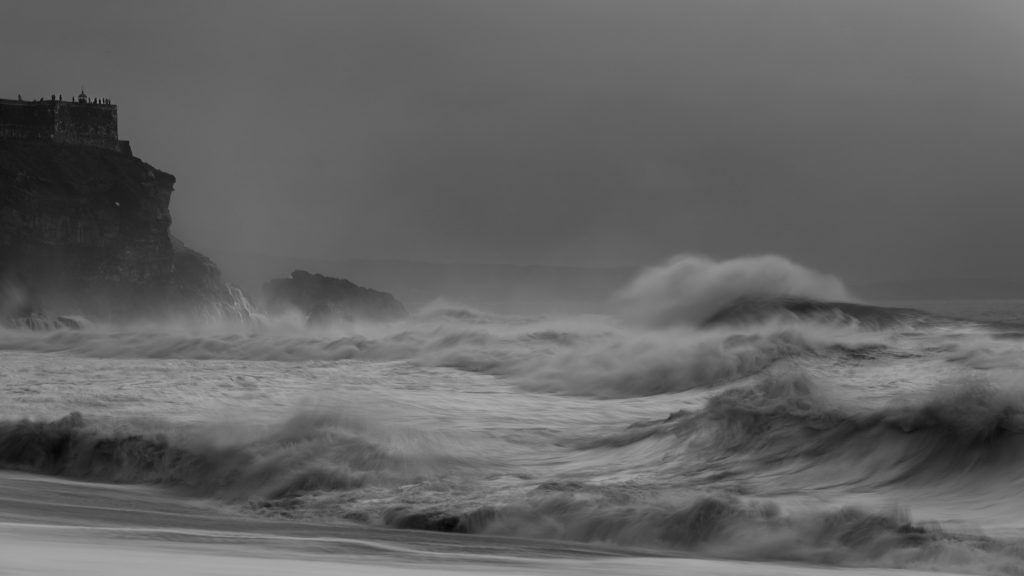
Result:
[2, 255, 1024, 575]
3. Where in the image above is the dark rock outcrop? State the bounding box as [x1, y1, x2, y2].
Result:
[262, 270, 406, 324]
[0, 140, 247, 324]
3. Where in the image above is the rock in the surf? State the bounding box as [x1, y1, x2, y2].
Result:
[261, 270, 406, 324]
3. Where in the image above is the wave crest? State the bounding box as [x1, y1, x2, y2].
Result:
[0, 409, 470, 499]
[614, 254, 853, 328]
[661, 370, 1024, 491]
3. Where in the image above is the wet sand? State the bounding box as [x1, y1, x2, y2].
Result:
[0, 471, 966, 576]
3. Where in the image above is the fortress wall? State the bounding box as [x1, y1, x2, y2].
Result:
[54, 103, 118, 150]
[0, 101, 57, 141]
[0, 99, 119, 151]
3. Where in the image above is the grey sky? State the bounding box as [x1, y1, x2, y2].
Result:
[4, 0, 1024, 286]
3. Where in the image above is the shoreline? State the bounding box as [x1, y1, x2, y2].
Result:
[0, 470, 965, 576]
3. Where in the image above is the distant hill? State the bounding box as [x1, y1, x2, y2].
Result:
[207, 250, 638, 315]
[851, 278, 1024, 301]
[202, 249, 1024, 316]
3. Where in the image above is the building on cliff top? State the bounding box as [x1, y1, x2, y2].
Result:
[0, 90, 132, 155]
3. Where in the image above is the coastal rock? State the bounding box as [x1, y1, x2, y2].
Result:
[262, 270, 406, 323]
[0, 140, 247, 324]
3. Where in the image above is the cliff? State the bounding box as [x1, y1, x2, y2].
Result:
[262, 270, 407, 324]
[0, 140, 244, 323]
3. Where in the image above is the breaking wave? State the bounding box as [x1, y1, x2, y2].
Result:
[0, 408, 477, 500]
[614, 254, 853, 327]
[649, 369, 1024, 493]
[4, 402, 1024, 574]
[4, 254, 1024, 574]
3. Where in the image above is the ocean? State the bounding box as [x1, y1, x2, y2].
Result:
[3, 259, 1024, 575]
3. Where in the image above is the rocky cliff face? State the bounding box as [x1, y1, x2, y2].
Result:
[0, 141, 245, 323]
[262, 270, 407, 324]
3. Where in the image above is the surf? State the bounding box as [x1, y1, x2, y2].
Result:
[3, 254, 1024, 574]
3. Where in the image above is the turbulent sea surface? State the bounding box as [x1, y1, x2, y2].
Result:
[3, 257, 1024, 575]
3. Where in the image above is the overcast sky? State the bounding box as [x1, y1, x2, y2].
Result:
[4, 0, 1024, 285]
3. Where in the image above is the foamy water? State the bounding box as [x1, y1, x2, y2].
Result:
[3, 256, 1024, 574]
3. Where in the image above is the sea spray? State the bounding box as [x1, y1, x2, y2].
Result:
[613, 254, 853, 327]
[3, 254, 1024, 574]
